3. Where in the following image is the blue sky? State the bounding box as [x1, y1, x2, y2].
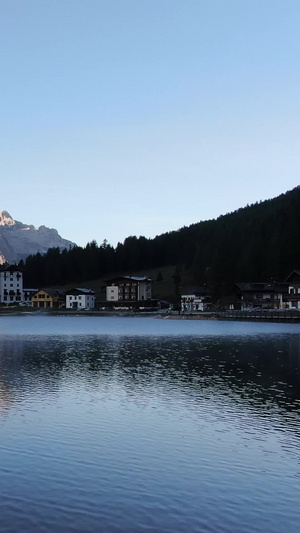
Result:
[1, 0, 300, 247]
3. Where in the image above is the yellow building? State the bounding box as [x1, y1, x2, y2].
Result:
[32, 289, 65, 308]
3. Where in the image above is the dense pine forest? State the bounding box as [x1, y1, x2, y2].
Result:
[21, 186, 300, 296]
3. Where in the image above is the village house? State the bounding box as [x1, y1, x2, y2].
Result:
[32, 289, 66, 308]
[105, 276, 152, 302]
[282, 270, 300, 309]
[236, 282, 288, 310]
[65, 288, 95, 309]
[0, 265, 23, 304]
[181, 287, 211, 312]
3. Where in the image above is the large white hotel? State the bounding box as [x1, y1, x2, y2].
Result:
[0, 265, 24, 304]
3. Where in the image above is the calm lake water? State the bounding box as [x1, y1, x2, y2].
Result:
[0, 316, 299, 532]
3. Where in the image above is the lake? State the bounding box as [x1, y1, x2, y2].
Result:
[0, 316, 299, 532]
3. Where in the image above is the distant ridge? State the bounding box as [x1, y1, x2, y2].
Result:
[0, 211, 76, 264]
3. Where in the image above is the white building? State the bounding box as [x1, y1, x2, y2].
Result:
[106, 276, 152, 302]
[181, 288, 211, 312]
[65, 288, 95, 309]
[0, 265, 23, 304]
[181, 293, 205, 312]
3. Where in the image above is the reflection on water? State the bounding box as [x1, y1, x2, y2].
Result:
[0, 317, 299, 532]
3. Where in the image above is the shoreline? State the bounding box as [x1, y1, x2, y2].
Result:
[0, 307, 300, 323]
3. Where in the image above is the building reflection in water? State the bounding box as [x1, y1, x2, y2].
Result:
[0, 333, 299, 418]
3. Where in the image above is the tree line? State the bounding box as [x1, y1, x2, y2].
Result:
[20, 186, 300, 296]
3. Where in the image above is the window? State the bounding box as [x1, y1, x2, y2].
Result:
[10, 284, 13, 287]
[70, 296, 72, 300]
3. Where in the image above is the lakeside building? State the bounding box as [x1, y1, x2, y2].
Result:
[236, 282, 288, 310]
[65, 288, 95, 310]
[181, 287, 211, 312]
[105, 276, 152, 302]
[283, 270, 300, 309]
[0, 265, 23, 304]
[32, 289, 66, 308]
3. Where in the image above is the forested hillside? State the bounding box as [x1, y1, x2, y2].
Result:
[21, 186, 300, 296]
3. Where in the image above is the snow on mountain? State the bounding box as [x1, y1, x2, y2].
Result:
[0, 211, 76, 265]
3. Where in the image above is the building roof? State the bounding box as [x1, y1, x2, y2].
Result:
[65, 288, 95, 295]
[180, 286, 210, 297]
[0, 265, 23, 272]
[284, 270, 300, 283]
[236, 282, 288, 293]
[105, 275, 152, 284]
[34, 288, 66, 297]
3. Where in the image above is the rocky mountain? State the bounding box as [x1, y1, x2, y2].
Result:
[0, 211, 76, 265]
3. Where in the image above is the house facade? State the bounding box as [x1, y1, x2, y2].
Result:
[0, 265, 23, 304]
[283, 271, 300, 309]
[65, 288, 95, 309]
[236, 282, 288, 310]
[181, 288, 211, 312]
[105, 276, 152, 302]
[32, 289, 66, 308]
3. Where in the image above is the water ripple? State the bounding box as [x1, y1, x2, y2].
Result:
[0, 318, 299, 531]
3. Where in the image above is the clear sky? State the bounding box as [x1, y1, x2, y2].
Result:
[1, 0, 300, 247]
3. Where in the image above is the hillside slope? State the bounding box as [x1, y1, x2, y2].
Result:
[22, 186, 300, 296]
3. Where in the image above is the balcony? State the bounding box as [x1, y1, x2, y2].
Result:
[284, 294, 300, 302]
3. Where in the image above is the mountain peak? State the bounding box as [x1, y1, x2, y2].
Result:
[0, 212, 76, 264]
[0, 211, 15, 226]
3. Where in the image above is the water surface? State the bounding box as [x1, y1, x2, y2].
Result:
[0, 316, 299, 532]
